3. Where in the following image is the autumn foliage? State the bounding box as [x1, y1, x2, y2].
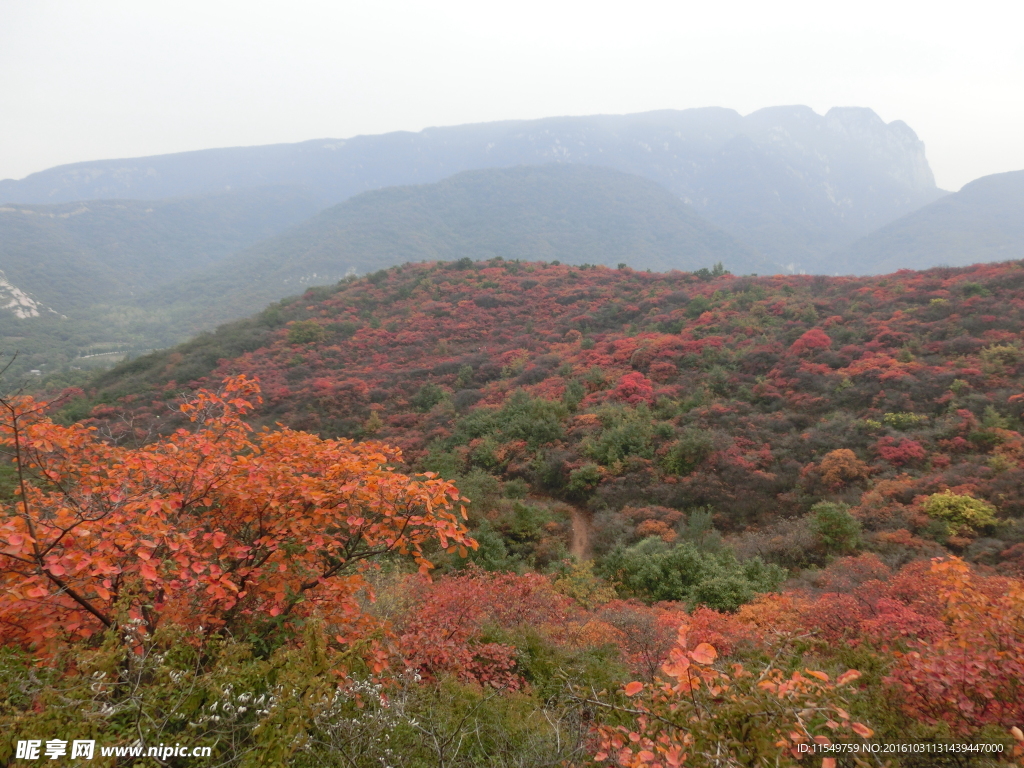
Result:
[0, 375, 473, 650]
[888, 558, 1024, 733]
[592, 623, 871, 768]
[73, 258, 1024, 559]
[396, 568, 576, 689]
[8, 256, 1024, 764]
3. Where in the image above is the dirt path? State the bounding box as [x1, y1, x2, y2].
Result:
[569, 506, 593, 560]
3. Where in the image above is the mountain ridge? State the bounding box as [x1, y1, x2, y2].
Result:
[1, 106, 945, 268]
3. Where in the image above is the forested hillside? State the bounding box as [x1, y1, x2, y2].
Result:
[145, 165, 775, 332]
[8, 257, 1024, 765]
[0, 186, 323, 378]
[840, 169, 1024, 274]
[0, 185, 322, 312]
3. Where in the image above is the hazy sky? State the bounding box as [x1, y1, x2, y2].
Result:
[2, 0, 1022, 191]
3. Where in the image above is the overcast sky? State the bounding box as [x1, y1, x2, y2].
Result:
[2, 0, 1022, 191]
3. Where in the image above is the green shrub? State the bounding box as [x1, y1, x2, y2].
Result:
[503, 478, 530, 499]
[810, 501, 862, 555]
[582, 405, 654, 466]
[598, 538, 785, 610]
[676, 507, 722, 551]
[287, 320, 326, 344]
[456, 469, 503, 514]
[562, 379, 585, 410]
[412, 382, 446, 412]
[882, 412, 927, 431]
[455, 364, 475, 388]
[452, 391, 566, 448]
[566, 463, 602, 500]
[469, 435, 500, 469]
[459, 519, 514, 571]
[333, 320, 361, 338]
[660, 429, 714, 475]
[686, 295, 711, 317]
[422, 446, 465, 478]
[496, 391, 567, 447]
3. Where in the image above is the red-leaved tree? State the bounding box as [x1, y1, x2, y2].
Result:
[0, 375, 474, 652]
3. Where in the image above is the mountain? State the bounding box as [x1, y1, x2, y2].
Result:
[147, 165, 776, 332]
[838, 169, 1024, 274]
[0, 185, 323, 313]
[1, 106, 945, 269]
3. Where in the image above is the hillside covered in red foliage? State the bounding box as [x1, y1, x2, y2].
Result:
[74, 257, 1024, 578]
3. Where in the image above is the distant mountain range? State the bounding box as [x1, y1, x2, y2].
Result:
[838, 169, 1024, 274]
[147, 165, 777, 333]
[1, 106, 945, 268]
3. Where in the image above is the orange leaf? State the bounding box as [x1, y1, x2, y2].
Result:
[835, 669, 861, 686]
[623, 681, 644, 696]
[851, 722, 874, 739]
[805, 669, 829, 682]
[140, 562, 159, 581]
[690, 642, 717, 665]
[663, 655, 691, 678]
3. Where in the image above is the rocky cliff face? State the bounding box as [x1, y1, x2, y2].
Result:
[0, 270, 50, 319]
[677, 106, 946, 265]
[0, 106, 945, 271]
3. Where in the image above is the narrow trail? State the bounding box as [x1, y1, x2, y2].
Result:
[569, 506, 593, 560]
